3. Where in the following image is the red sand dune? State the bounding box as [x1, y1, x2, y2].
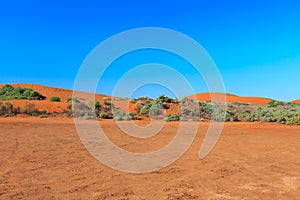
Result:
[293, 99, 300, 104]
[189, 92, 272, 105]
[0, 84, 107, 102]
[0, 84, 108, 113]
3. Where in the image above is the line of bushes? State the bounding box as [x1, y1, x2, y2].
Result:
[0, 102, 47, 118]
[1, 91, 299, 125]
[134, 96, 300, 125]
[244, 106, 300, 125]
[67, 98, 138, 120]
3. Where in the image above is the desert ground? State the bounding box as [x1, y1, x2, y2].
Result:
[1, 117, 300, 199]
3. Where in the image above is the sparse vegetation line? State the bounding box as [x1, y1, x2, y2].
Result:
[0, 85, 299, 125]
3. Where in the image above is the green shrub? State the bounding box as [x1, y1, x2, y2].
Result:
[179, 97, 196, 104]
[0, 85, 45, 100]
[94, 101, 101, 110]
[181, 107, 191, 115]
[231, 114, 239, 122]
[104, 99, 110, 106]
[139, 104, 151, 116]
[50, 96, 61, 102]
[31, 112, 38, 116]
[198, 101, 214, 115]
[99, 113, 111, 119]
[0, 84, 14, 94]
[267, 100, 297, 107]
[129, 112, 138, 120]
[155, 94, 177, 103]
[212, 108, 233, 122]
[149, 103, 163, 116]
[246, 107, 265, 122]
[237, 111, 251, 119]
[41, 108, 47, 114]
[124, 115, 132, 120]
[4, 113, 15, 118]
[129, 98, 137, 104]
[67, 97, 80, 103]
[111, 109, 137, 121]
[67, 104, 72, 110]
[71, 101, 95, 118]
[260, 116, 274, 122]
[164, 114, 180, 122]
[243, 105, 300, 124]
[286, 117, 300, 125]
[113, 115, 123, 121]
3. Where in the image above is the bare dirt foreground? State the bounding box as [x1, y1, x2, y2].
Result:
[0, 117, 300, 199]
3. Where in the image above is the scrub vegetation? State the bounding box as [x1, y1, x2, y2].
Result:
[0, 85, 299, 125]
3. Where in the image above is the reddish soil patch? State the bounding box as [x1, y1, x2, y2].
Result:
[189, 92, 272, 105]
[0, 117, 300, 199]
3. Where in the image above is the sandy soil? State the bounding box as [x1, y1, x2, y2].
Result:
[0, 117, 300, 199]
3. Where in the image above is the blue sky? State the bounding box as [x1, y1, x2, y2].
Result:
[0, 0, 299, 101]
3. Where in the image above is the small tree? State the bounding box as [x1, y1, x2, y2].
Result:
[94, 101, 101, 110]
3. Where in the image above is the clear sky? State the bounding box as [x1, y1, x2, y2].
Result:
[0, 0, 299, 101]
